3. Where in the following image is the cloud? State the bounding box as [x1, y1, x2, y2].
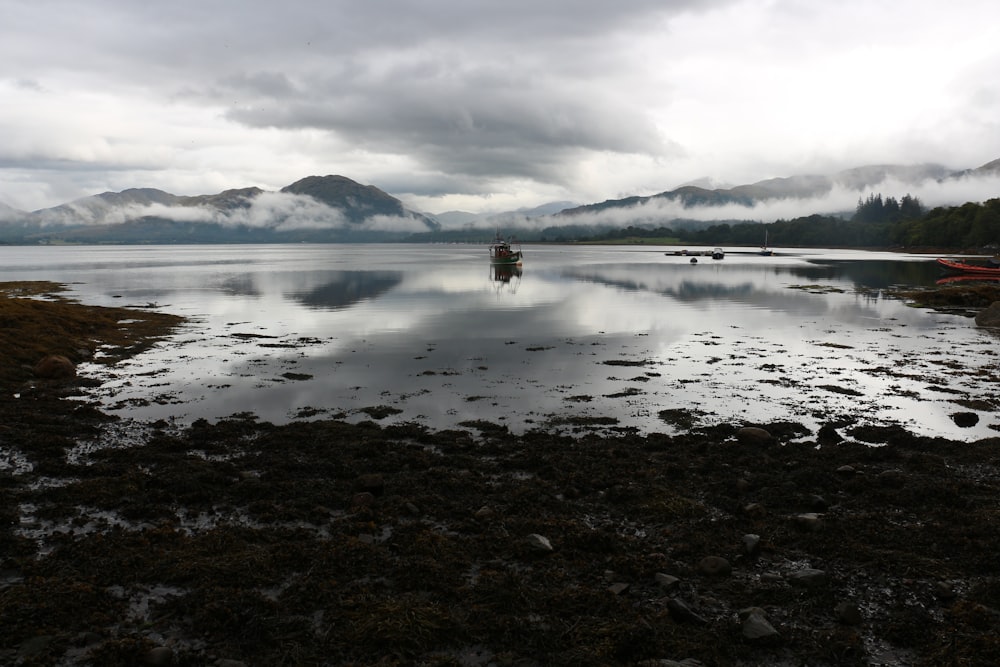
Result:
[1, 0, 999, 213]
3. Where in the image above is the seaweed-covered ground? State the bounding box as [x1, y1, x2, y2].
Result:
[2, 281, 1000, 666]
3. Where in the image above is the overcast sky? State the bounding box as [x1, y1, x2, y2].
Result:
[2, 0, 999, 215]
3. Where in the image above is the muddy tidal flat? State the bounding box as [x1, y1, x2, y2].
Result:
[2, 280, 1000, 666]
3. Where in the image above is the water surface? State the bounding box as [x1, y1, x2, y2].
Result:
[2, 244, 996, 440]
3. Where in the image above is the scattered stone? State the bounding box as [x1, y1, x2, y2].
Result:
[17, 636, 53, 660]
[698, 556, 732, 577]
[792, 513, 823, 532]
[974, 301, 1000, 327]
[808, 494, 829, 512]
[951, 412, 980, 428]
[216, 660, 249, 667]
[935, 581, 958, 600]
[735, 477, 752, 492]
[743, 502, 766, 518]
[356, 473, 385, 495]
[350, 491, 375, 508]
[608, 582, 630, 595]
[526, 533, 554, 552]
[33, 354, 76, 379]
[742, 534, 761, 558]
[739, 607, 779, 640]
[667, 597, 708, 625]
[836, 464, 856, 476]
[877, 469, 906, 487]
[787, 568, 827, 588]
[817, 424, 843, 445]
[835, 601, 863, 625]
[146, 646, 174, 665]
[655, 573, 680, 590]
[736, 426, 773, 444]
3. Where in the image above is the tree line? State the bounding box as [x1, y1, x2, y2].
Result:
[573, 196, 1000, 250]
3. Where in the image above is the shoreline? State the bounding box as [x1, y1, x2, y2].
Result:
[2, 282, 999, 666]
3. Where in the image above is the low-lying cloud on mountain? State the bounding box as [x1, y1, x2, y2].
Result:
[1, 161, 998, 242]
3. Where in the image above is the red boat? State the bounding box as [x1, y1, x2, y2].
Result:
[936, 257, 1000, 276]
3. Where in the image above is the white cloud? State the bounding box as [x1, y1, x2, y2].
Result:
[1, 0, 999, 213]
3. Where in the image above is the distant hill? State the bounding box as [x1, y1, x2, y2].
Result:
[0, 176, 439, 244]
[558, 163, 957, 218]
[1, 160, 998, 244]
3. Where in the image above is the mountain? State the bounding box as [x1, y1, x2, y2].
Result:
[1, 176, 438, 244]
[557, 163, 957, 218]
[2, 160, 997, 244]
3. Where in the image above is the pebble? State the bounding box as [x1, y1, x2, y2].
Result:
[146, 646, 173, 665]
[835, 601, 863, 625]
[742, 534, 761, 558]
[666, 597, 708, 625]
[526, 533, 553, 551]
[697, 556, 732, 577]
[792, 512, 823, 531]
[739, 607, 779, 640]
[736, 426, 773, 444]
[787, 568, 827, 588]
[655, 573, 680, 590]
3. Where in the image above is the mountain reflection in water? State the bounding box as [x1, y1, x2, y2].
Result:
[0, 244, 994, 441]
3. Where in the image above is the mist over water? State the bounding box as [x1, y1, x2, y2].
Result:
[2, 244, 996, 441]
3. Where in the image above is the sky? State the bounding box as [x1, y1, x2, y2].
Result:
[2, 0, 999, 218]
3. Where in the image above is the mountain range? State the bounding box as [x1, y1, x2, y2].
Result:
[1, 160, 998, 244]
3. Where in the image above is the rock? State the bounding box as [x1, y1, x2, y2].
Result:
[951, 412, 979, 428]
[836, 464, 857, 476]
[526, 533, 554, 552]
[216, 660, 249, 667]
[817, 424, 843, 445]
[974, 301, 1000, 327]
[356, 474, 385, 496]
[608, 582, 629, 595]
[697, 556, 732, 576]
[146, 646, 174, 665]
[736, 426, 772, 444]
[808, 494, 829, 512]
[791, 513, 823, 532]
[33, 354, 76, 379]
[743, 502, 766, 518]
[787, 568, 827, 588]
[350, 492, 375, 508]
[17, 636, 54, 660]
[742, 534, 761, 558]
[739, 607, 779, 640]
[935, 581, 958, 600]
[655, 573, 680, 590]
[666, 597, 708, 625]
[835, 601, 863, 625]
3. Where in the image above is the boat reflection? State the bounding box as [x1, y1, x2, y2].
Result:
[490, 264, 522, 294]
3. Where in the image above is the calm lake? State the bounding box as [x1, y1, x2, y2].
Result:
[2, 244, 997, 441]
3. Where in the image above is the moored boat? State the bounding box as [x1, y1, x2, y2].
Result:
[936, 257, 1000, 276]
[489, 235, 523, 265]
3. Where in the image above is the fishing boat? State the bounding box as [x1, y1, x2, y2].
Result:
[489, 235, 523, 265]
[936, 257, 1000, 276]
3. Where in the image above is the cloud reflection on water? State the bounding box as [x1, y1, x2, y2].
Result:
[0, 244, 994, 441]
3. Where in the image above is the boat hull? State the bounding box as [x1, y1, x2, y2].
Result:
[936, 258, 1000, 276]
[490, 254, 522, 265]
